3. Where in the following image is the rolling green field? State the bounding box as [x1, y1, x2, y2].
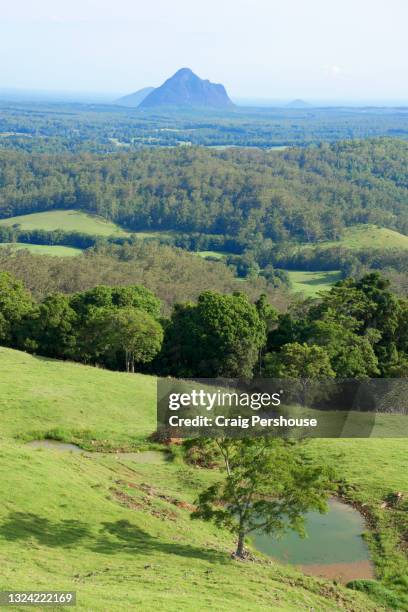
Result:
[287, 270, 343, 297]
[0, 210, 129, 237]
[0, 210, 183, 242]
[1, 347, 401, 611]
[0, 348, 156, 449]
[322, 225, 408, 250]
[0, 242, 82, 257]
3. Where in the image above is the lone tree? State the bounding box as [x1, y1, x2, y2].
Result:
[191, 437, 334, 558]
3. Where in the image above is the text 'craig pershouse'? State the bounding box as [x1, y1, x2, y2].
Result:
[156, 378, 408, 439]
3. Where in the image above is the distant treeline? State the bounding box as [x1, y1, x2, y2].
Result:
[269, 245, 408, 274]
[0, 227, 97, 249]
[1, 103, 408, 152]
[2, 225, 408, 293]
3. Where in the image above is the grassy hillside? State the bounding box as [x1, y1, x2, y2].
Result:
[323, 225, 408, 250]
[1, 441, 380, 612]
[0, 348, 388, 611]
[287, 270, 342, 297]
[1, 348, 407, 609]
[0, 348, 155, 449]
[0, 210, 129, 237]
[0, 242, 82, 256]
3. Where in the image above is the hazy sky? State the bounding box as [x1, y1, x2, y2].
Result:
[1, 0, 407, 101]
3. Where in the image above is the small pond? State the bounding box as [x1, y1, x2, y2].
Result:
[26, 440, 84, 453]
[251, 498, 374, 583]
[114, 450, 169, 464]
[26, 440, 168, 464]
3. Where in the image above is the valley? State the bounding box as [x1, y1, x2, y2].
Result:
[0, 105, 407, 612]
[2, 206, 408, 297]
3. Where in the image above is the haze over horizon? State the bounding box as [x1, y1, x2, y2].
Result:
[1, 0, 408, 103]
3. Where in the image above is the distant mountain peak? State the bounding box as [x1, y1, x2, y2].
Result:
[174, 67, 194, 76]
[139, 68, 234, 110]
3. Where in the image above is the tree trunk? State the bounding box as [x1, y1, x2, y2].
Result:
[236, 531, 245, 558]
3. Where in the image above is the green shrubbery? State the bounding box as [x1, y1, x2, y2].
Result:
[347, 579, 408, 610]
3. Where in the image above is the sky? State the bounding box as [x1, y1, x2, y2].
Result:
[1, 0, 408, 102]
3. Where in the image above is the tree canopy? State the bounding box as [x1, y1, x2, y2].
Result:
[1, 140, 408, 247]
[159, 291, 266, 378]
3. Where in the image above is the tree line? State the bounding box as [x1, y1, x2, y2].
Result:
[1, 103, 408, 153]
[1, 270, 407, 379]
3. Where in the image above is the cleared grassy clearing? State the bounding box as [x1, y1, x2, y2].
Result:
[320, 225, 408, 250]
[132, 230, 176, 240]
[197, 251, 228, 259]
[0, 210, 129, 237]
[0, 242, 82, 256]
[287, 270, 342, 296]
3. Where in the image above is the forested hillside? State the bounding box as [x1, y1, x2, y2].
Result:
[0, 243, 289, 312]
[0, 139, 407, 246]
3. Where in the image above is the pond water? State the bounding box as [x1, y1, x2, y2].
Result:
[113, 450, 169, 464]
[251, 498, 374, 583]
[26, 441, 168, 464]
[26, 440, 84, 453]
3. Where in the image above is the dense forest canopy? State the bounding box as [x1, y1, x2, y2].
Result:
[0, 139, 407, 247]
[0, 243, 290, 313]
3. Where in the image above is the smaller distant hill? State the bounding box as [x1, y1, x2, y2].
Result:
[116, 87, 155, 107]
[139, 68, 234, 109]
[287, 99, 312, 109]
